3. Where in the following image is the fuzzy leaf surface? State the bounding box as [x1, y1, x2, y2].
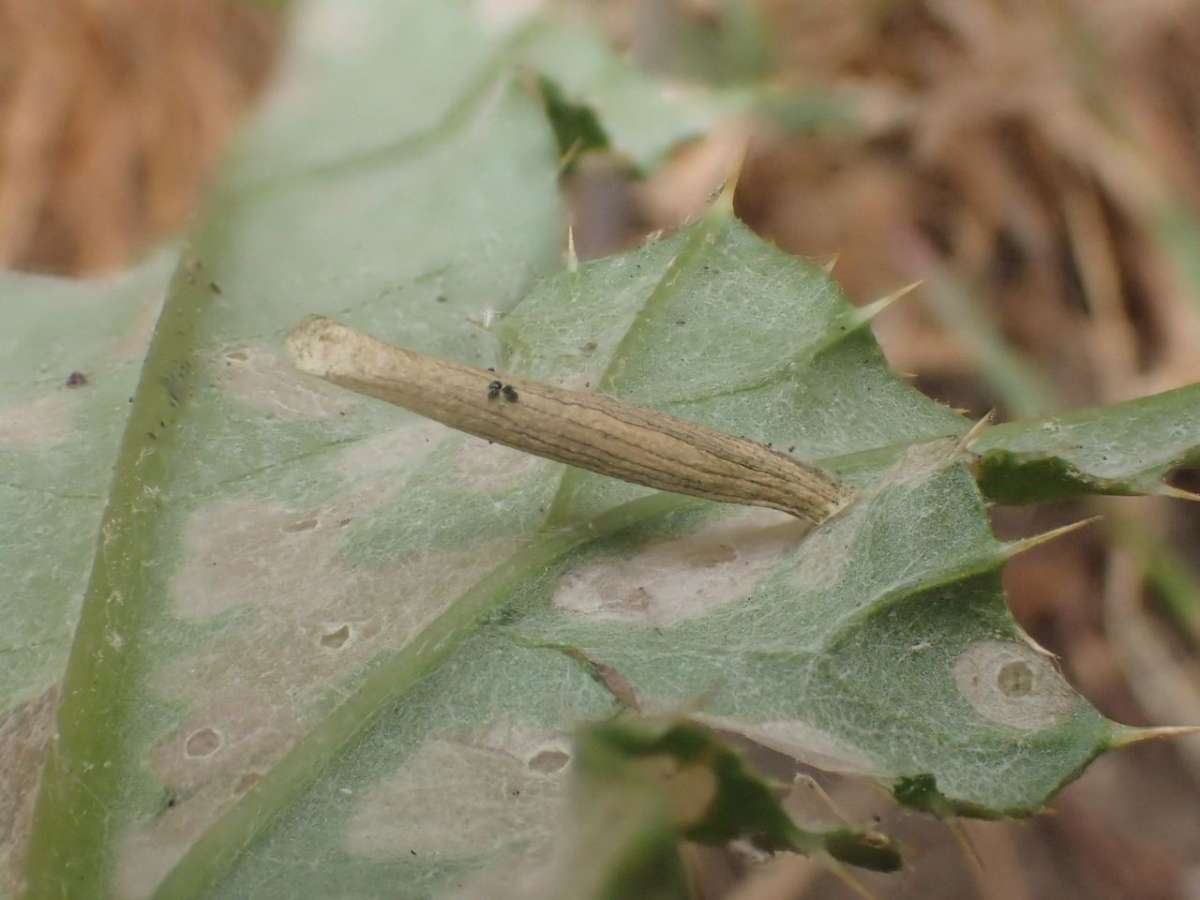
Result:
[5, 1, 1199, 899]
[158, 203, 1119, 898]
[971, 386, 1200, 501]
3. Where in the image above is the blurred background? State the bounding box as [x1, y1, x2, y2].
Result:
[3, 0, 1199, 896]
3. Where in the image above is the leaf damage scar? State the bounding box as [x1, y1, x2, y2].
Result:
[286, 315, 851, 524]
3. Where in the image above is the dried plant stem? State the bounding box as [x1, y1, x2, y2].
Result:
[287, 316, 852, 524]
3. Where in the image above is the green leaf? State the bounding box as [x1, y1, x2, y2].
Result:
[971, 384, 1200, 501]
[523, 717, 899, 900]
[154, 209, 1111, 897]
[7, 1, 1200, 898]
[817, 380, 1200, 505]
[0, 248, 178, 897]
[536, 74, 611, 164]
[519, 21, 754, 171]
[17, 0, 567, 894]
[0, 248, 177, 711]
[223, 0, 751, 185]
[521, 18, 856, 171]
[574, 719, 900, 869]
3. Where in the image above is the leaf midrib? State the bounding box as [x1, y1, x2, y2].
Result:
[151, 491, 697, 899]
[20, 20, 564, 896]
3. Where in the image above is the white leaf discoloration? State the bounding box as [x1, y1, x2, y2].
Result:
[0, 689, 57, 898]
[698, 714, 879, 777]
[345, 724, 569, 860]
[212, 345, 357, 420]
[0, 394, 73, 450]
[953, 640, 1077, 730]
[553, 508, 808, 625]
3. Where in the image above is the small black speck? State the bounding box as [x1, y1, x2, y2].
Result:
[166, 795, 178, 809]
[410, 849, 417, 856]
[66, 371, 88, 387]
[511, 789, 520, 797]
[788, 446, 796, 453]
[766, 442, 773, 449]
[502, 384, 518, 402]
[159, 420, 166, 428]
[675, 319, 686, 325]
[208, 281, 222, 294]
[584, 381, 591, 388]
[487, 367, 496, 372]
[128, 397, 133, 403]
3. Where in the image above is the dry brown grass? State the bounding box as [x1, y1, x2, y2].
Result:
[734, 0, 1200, 396]
[0, 0, 280, 274]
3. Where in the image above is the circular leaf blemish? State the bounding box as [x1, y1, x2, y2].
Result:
[997, 660, 1034, 697]
[953, 641, 1076, 730]
[320, 624, 352, 649]
[184, 727, 223, 758]
[527, 749, 570, 774]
